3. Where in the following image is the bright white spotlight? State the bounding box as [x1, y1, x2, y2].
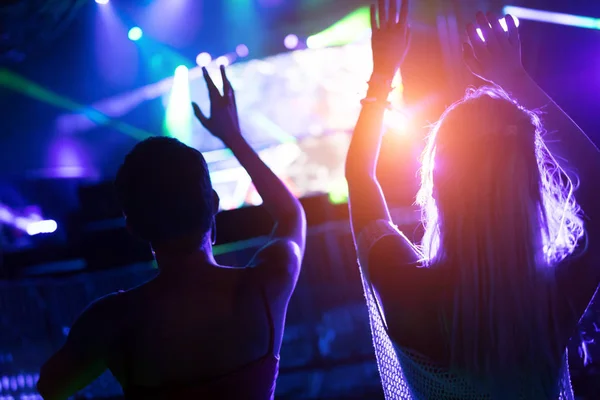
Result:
[128, 27, 143, 41]
[216, 56, 230, 67]
[196, 52, 212, 67]
[306, 35, 321, 49]
[284, 34, 299, 49]
[95, 0, 109, 4]
[384, 110, 409, 134]
[26, 220, 58, 236]
[174, 65, 189, 77]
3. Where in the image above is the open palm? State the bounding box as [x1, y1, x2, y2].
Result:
[463, 12, 525, 87]
[370, 0, 411, 79]
[192, 66, 242, 145]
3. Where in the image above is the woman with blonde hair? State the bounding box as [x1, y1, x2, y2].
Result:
[346, 1, 600, 398]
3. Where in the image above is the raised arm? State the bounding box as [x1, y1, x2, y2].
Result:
[193, 66, 306, 284]
[464, 12, 600, 193]
[346, 0, 411, 241]
[464, 12, 600, 304]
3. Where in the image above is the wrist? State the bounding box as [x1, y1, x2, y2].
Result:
[494, 68, 532, 92]
[370, 71, 395, 83]
[367, 72, 395, 100]
[222, 134, 247, 151]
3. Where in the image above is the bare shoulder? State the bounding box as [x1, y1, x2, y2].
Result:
[72, 291, 128, 333]
[251, 239, 302, 266]
[247, 239, 303, 294]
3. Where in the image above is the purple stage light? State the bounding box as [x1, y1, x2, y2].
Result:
[236, 44, 249, 58]
[0, 203, 57, 235]
[284, 34, 299, 50]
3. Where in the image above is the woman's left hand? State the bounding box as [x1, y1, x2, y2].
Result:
[370, 0, 411, 80]
[193, 65, 242, 146]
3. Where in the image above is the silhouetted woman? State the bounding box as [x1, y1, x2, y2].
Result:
[346, 1, 599, 399]
[37, 66, 306, 400]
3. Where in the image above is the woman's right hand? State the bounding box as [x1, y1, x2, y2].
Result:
[463, 12, 528, 87]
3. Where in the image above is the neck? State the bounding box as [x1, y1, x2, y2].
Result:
[154, 242, 218, 273]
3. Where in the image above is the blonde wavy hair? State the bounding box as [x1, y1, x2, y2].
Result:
[415, 86, 585, 397]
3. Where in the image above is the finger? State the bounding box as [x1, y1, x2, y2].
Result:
[462, 43, 483, 76]
[487, 12, 507, 43]
[192, 102, 210, 126]
[475, 11, 498, 48]
[404, 24, 412, 47]
[220, 65, 233, 94]
[202, 67, 221, 97]
[398, 0, 409, 33]
[466, 23, 488, 59]
[370, 4, 378, 31]
[230, 90, 237, 108]
[378, 0, 386, 28]
[389, 0, 397, 25]
[505, 14, 520, 46]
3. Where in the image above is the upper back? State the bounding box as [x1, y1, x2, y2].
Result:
[362, 260, 577, 399]
[107, 266, 276, 388]
[368, 233, 594, 361]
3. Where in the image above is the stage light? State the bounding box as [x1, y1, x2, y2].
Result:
[196, 52, 212, 67]
[504, 5, 600, 30]
[95, 0, 109, 4]
[236, 44, 249, 58]
[174, 65, 188, 77]
[284, 34, 299, 50]
[165, 65, 192, 145]
[26, 220, 58, 236]
[216, 56, 230, 66]
[476, 16, 520, 42]
[385, 108, 409, 134]
[128, 27, 143, 41]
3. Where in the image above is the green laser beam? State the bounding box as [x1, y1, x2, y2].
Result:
[0, 68, 154, 141]
[307, 6, 371, 48]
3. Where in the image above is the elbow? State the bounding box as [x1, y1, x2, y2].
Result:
[344, 159, 360, 181]
[345, 162, 376, 184]
[345, 152, 375, 181]
[283, 198, 304, 216]
[274, 200, 305, 224]
[344, 151, 357, 178]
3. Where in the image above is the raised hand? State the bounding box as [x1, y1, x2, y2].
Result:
[370, 0, 411, 79]
[192, 65, 242, 145]
[463, 12, 526, 86]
